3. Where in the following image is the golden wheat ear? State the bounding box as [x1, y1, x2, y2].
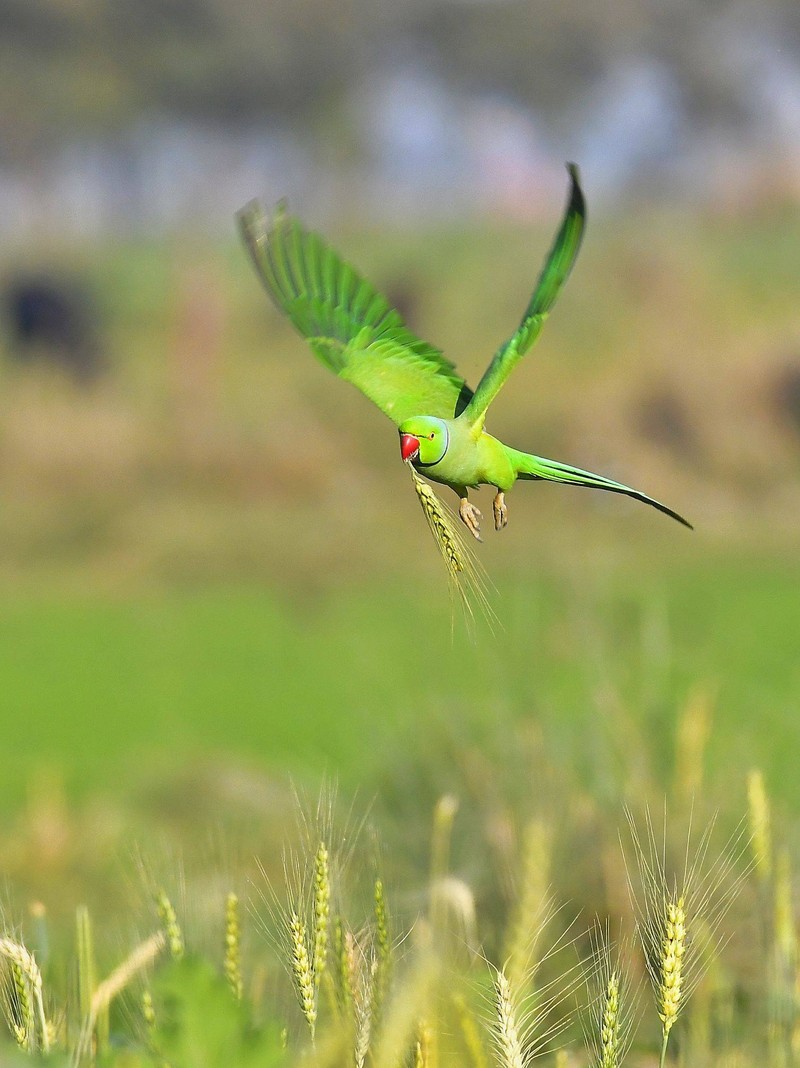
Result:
[408, 467, 498, 632]
[155, 888, 184, 961]
[582, 924, 642, 1068]
[492, 967, 525, 1068]
[224, 892, 244, 1000]
[289, 909, 318, 1040]
[623, 808, 750, 1068]
[0, 936, 50, 1054]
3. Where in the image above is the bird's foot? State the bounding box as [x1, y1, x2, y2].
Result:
[459, 499, 482, 541]
[493, 491, 508, 531]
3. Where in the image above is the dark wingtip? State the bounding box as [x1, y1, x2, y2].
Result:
[619, 483, 692, 529]
[650, 497, 694, 530]
[564, 162, 585, 221]
[671, 511, 694, 530]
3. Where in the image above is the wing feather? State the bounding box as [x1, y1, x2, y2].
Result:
[239, 202, 472, 425]
[464, 164, 586, 426]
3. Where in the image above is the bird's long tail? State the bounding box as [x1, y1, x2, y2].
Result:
[510, 449, 692, 528]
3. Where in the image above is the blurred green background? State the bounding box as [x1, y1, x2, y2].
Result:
[0, 0, 799, 891]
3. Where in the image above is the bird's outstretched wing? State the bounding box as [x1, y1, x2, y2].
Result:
[463, 164, 586, 427]
[239, 202, 473, 426]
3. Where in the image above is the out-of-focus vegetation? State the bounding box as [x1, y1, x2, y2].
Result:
[3, 206, 800, 588]
[2, 0, 798, 240]
[1, 188, 799, 1067]
[1, 2, 798, 1065]
[0, 208, 799, 820]
[0, 757, 788, 1067]
[2, 0, 798, 142]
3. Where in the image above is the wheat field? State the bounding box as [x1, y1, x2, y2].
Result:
[1, 207, 799, 1064]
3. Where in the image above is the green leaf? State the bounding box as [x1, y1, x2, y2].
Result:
[148, 957, 285, 1068]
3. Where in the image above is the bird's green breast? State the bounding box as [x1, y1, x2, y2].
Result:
[413, 419, 516, 491]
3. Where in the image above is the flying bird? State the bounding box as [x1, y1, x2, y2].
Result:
[238, 166, 691, 539]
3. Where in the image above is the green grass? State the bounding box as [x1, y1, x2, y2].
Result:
[1, 548, 797, 812]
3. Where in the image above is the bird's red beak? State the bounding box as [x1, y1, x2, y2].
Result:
[400, 433, 420, 462]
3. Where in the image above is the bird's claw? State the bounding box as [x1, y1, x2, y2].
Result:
[459, 499, 482, 541]
[493, 491, 508, 531]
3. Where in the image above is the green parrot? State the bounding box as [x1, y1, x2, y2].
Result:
[238, 165, 691, 538]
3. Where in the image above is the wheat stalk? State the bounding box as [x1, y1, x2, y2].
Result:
[289, 909, 317, 1040]
[747, 769, 772, 885]
[142, 987, 156, 1032]
[624, 808, 748, 1068]
[3, 957, 32, 1049]
[583, 925, 640, 1068]
[373, 878, 391, 1028]
[674, 689, 713, 803]
[372, 952, 439, 1068]
[354, 953, 376, 1068]
[768, 848, 800, 1062]
[224, 892, 244, 1001]
[155, 889, 184, 961]
[599, 970, 620, 1068]
[90, 931, 165, 1020]
[503, 818, 553, 994]
[0, 936, 50, 1053]
[492, 909, 583, 1068]
[415, 1017, 434, 1068]
[657, 896, 686, 1039]
[334, 917, 354, 1017]
[409, 467, 496, 629]
[374, 879, 390, 971]
[76, 904, 109, 1057]
[313, 842, 331, 988]
[411, 469, 465, 578]
[493, 968, 525, 1068]
[72, 930, 165, 1065]
[452, 992, 489, 1068]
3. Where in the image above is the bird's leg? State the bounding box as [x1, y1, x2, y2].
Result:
[457, 489, 482, 541]
[492, 489, 508, 530]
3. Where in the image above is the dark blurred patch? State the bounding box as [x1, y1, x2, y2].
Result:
[632, 385, 699, 459]
[769, 360, 800, 440]
[3, 274, 104, 383]
[385, 278, 421, 331]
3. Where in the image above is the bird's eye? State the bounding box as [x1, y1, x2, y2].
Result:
[429, 433, 435, 439]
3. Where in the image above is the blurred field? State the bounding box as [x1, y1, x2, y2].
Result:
[1, 555, 800, 808]
[0, 204, 799, 1063]
[1, 202, 799, 806]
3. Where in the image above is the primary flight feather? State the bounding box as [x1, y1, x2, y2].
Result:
[238, 166, 691, 539]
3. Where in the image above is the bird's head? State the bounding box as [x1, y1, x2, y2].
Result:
[398, 416, 449, 466]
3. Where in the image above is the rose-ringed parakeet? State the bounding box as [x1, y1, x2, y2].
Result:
[238, 165, 691, 538]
